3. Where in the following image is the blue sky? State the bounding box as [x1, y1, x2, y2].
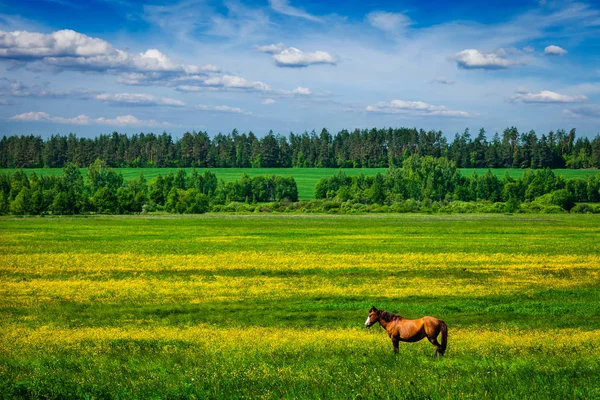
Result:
[0, 0, 599, 139]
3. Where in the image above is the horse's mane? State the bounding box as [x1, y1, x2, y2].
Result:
[378, 310, 403, 322]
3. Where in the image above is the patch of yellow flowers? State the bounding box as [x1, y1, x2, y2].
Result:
[2, 324, 599, 360]
[1, 252, 598, 307]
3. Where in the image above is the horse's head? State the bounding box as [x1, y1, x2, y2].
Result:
[365, 306, 380, 328]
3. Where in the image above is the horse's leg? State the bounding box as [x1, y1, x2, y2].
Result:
[427, 335, 442, 357]
[392, 336, 400, 354]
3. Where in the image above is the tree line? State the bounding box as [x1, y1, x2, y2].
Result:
[1, 156, 600, 216]
[315, 155, 600, 213]
[2, 127, 599, 169]
[0, 160, 298, 215]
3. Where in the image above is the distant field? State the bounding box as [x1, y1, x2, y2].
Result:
[1, 214, 599, 398]
[1, 167, 598, 199]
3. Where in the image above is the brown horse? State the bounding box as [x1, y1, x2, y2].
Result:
[364, 306, 448, 356]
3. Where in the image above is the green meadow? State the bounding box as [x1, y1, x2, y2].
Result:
[1, 214, 599, 398]
[2, 167, 597, 200]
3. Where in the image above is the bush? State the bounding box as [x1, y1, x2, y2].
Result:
[534, 189, 575, 211]
[481, 201, 506, 213]
[389, 199, 421, 213]
[521, 202, 566, 214]
[570, 203, 596, 214]
[540, 205, 566, 214]
[439, 201, 481, 214]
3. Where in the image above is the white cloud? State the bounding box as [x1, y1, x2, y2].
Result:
[262, 98, 276, 105]
[176, 74, 271, 92]
[511, 90, 587, 103]
[10, 111, 174, 127]
[10, 111, 91, 125]
[255, 43, 336, 67]
[367, 11, 411, 33]
[452, 49, 522, 69]
[95, 114, 175, 127]
[0, 29, 220, 83]
[291, 86, 312, 95]
[196, 104, 250, 115]
[95, 93, 185, 106]
[0, 29, 112, 58]
[273, 48, 336, 67]
[268, 0, 322, 22]
[276, 86, 314, 97]
[366, 100, 472, 117]
[564, 105, 600, 118]
[544, 45, 567, 55]
[202, 75, 271, 90]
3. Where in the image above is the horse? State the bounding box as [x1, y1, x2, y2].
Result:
[364, 306, 448, 356]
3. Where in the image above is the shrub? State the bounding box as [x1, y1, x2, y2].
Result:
[570, 203, 595, 214]
[534, 189, 575, 211]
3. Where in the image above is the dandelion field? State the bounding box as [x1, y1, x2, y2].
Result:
[1, 214, 599, 399]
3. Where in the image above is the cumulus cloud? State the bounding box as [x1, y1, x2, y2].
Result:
[0, 29, 112, 58]
[10, 111, 174, 127]
[452, 49, 522, 70]
[275, 86, 314, 97]
[367, 11, 412, 33]
[564, 105, 600, 118]
[176, 74, 271, 92]
[291, 86, 312, 95]
[366, 100, 472, 117]
[0, 29, 220, 83]
[544, 45, 567, 55]
[202, 75, 271, 91]
[10, 111, 91, 125]
[268, 0, 322, 22]
[95, 93, 185, 107]
[196, 104, 250, 114]
[255, 43, 336, 67]
[95, 114, 175, 127]
[511, 89, 587, 103]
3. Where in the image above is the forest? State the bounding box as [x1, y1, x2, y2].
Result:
[2, 155, 600, 216]
[2, 127, 600, 169]
[0, 160, 299, 215]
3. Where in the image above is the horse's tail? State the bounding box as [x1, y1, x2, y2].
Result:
[439, 320, 448, 356]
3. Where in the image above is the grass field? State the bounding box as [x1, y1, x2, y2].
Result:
[1, 214, 599, 398]
[2, 167, 598, 200]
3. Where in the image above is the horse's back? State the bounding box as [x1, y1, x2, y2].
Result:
[421, 316, 444, 336]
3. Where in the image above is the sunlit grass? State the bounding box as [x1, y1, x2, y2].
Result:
[1, 214, 599, 398]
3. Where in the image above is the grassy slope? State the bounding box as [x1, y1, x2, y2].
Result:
[1, 214, 599, 398]
[1, 167, 598, 200]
